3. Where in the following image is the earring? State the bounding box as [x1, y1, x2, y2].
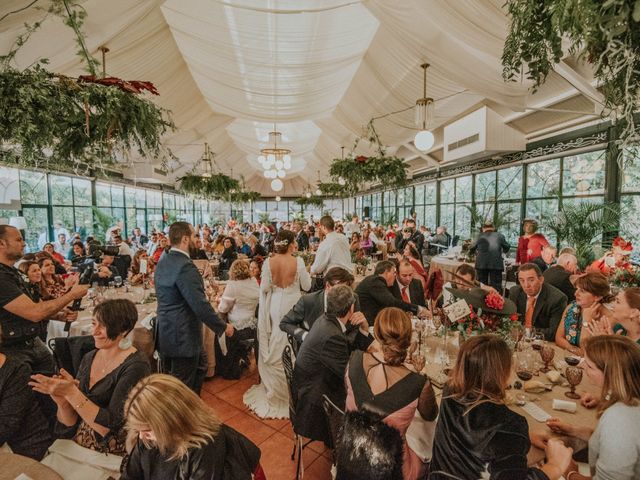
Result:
[118, 336, 132, 350]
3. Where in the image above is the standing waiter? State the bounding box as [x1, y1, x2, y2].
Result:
[155, 222, 234, 394]
[0, 225, 89, 376]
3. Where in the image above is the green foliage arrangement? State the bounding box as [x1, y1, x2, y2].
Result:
[502, 0, 640, 153]
[0, 0, 174, 174]
[543, 202, 621, 269]
[464, 205, 514, 234]
[295, 196, 324, 208]
[228, 190, 261, 204]
[178, 173, 240, 199]
[328, 121, 408, 197]
[316, 182, 346, 198]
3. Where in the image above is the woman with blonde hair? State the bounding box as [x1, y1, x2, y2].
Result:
[121, 374, 264, 480]
[345, 307, 437, 479]
[430, 334, 573, 480]
[547, 335, 640, 480]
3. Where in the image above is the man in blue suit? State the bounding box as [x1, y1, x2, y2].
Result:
[155, 222, 234, 393]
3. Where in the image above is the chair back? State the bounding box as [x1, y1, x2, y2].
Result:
[282, 345, 297, 421]
[451, 235, 460, 247]
[321, 394, 345, 450]
[287, 333, 300, 357]
[48, 335, 96, 377]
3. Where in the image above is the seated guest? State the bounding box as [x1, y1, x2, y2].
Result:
[390, 259, 427, 306]
[219, 237, 238, 278]
[360, 227, 375, 256]
[555, 272, 613, 356]
[38, 256, 78, 299]
[345, 307, 438, 479]
[0, 332, 52, 460]
[292, 285, 373, 447]
[402, 244, 428, 289]
[510, 263, 568, 340]
[543, 253, 578, 302]
[516, 218, 549, 264]
[587, 287, 640, 345]
[236, 236, 252, 257]
[250, 256, 264, 285]
[146, 232, 159, 258]
[280, 267, 356, 345]
[190, 236, 209, 260]
[129, 228, 148, 249]
[531, 245, 557, 273]
[129, 250, 152, 285]
[67, 241, 86, 262]
[121, 374, 264, 480]
[395, 218, 424, 254]
[335, 409, 404, 480]
[546, 335, 640, 480]
[246, 234, 267, 258]
[40, 245, 66, 274]
[470, 222, 510, 292]
[441, 263, 496, 305]
[216, 260, 260, 379]
[91, 253, 121, 286]
[350, 232, 364, 260]
[30, 299, 150, 455]
[54, 233, 72, 258]
[430, 335, 572, 480]
[588, 236, 633, 275]
[151, 235, 169, 264]
[355, 260, 429, 326]
[211, 235, 226, 255]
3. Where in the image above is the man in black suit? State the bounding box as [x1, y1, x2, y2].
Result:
[355, 260, 429, 325]
[292, 284, 373, 446]
[543, 253, 578, 302]
[389, 259, 426, 308]
[470, 222, 510, 292]
[395, 218, 424, 254]
[280, 267, 356, 346]
[293, 222, 309, 251]
[531, 245, 557, 273]
[509, 263, 567, 341]
[155, 222, 234, 394]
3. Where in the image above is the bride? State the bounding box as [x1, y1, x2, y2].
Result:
[244, 229, 311, 418]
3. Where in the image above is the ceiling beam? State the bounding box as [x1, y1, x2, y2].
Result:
[554, 60, 605, 110]
[403, 143, 440, 168]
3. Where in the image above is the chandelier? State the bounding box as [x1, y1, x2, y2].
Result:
[199, 142, 214, 178]
[258, 129, 292, 183]
[414, 63, 435, 152]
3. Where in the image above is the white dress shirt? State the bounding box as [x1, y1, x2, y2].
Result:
[310, 231, 353, 275]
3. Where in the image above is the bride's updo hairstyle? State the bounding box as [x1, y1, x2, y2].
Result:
[273, 229, 296, 254]
[373, 307, 412, 366]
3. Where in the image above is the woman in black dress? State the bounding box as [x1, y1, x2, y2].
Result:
[219, 237, 238, 279]
[429, 334, 573, 480]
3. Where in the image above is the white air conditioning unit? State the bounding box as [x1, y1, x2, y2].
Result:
[122, 163, 173, 185]
[443, 106, 525, 163]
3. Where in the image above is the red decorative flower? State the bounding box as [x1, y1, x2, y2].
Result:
[354, 155, 368, 164]
[484, 292, 505, 310]
[613, 236, 633, 252]
[510, 313, 519, 322]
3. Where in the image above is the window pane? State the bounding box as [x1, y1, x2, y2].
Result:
[414, 185, 425, 204]
[497, 166, 522, 200]
[73, 178, 92, 206]
[403, 187, 413, 205]
[622, 149, 640, 193]
[20, 170, 48, 204]
[424, 183, 437, 204]
[74, 207, 93, 239]
[475, 171, 496, 202]
[455, 176, 472, 203]
[440, 204, 454, 230]
[0, 167, 21, 209]
[425, 206, 437, 229]
[52, 206, 74, 237]
[125, 187, 136, 207]
[527, 159, 560, 198]
[136, 188, 146, 208]
[475, 203, 495, 224]
[164, 193, 175, 210]
[562, 150, 605, 196]
[525, 198, 558, 243]
[440, 179, 455, 203]
[23, 207, 48, 253]
[147, 190, 162, 208]
[414, 206, 425, 226]
[455, 204, 472, 238]
[50, 175, 73, 205]
[111, 185, 124, 207]
[497, 202, 521, 247]
[561, 196, 604, 208]
[621, 196, 640, 243]
[96, 183, 111, 206]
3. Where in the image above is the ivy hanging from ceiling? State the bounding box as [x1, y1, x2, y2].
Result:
[328, 120, 408, 197]
[178, 172, 261, 202]
[0, 0, 174, 175]
[502, 0, 640, 156]
[295, 195, 324, 208]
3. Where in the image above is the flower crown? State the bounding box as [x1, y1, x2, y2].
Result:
[274, 239, 290, 247]
[612, 236, 633, 252]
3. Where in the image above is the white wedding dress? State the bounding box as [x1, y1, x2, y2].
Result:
[243, 256, 311, 418]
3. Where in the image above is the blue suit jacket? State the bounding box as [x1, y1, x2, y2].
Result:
[155, 250, 226, 357]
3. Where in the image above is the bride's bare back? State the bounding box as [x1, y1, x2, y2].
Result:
[269, 254, 298, 289]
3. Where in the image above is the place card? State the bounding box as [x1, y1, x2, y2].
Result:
[443, 299, 470, 323]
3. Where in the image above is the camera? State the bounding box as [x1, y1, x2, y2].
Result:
[403, 227, 413, 234]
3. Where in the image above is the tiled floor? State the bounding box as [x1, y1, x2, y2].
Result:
[201, 362, 332, 480]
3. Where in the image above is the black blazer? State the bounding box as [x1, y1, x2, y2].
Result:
[155, 251, 227, 357]
[296, 231, 309, 251]
[389, 279, 426, 308]
[543, 266, 576, 302]
[395, 230, 424, 254]
[470, 231, 510, 270]
[279, 290, 362, 345]
[292, 314, 372, 445]
[355, 275, 421, 325]
[509, 282, 568, 341]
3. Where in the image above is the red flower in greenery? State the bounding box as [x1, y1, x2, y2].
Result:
[354, 155, 368, 164]
[510, 313, 519, 322]
[484, 292, 505, 310]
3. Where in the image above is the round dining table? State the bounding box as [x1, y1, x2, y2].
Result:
[0, 452, 63, 480]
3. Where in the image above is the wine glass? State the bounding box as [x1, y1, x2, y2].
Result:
[516, 350, 533, 382]
[539, 345, 555, 373]
[565, 366, 583, 399]
[411, 351, 426, 373]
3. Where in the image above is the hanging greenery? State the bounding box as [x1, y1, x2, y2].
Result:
[178, 173, 240, 199]
[316, 182, 347, 198]
[295, 196, 324, 208]
[0, 0, 174, 174]
[328, 121, 408, 197]
[502, 0, 640, 154]
[228, 190, 261, 203]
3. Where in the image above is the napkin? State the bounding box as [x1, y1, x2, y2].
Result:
[552, 399, 577, 413]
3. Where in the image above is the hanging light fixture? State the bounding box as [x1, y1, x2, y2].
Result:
[414, 63, 435, 152]
[275, 195, 281, 202]
[200, 143, 214, 178]
[260, 129, 292, 167]
[315, 170, 322, 196]
[271, 178, 283, 191]
[337, 147, 346, 185]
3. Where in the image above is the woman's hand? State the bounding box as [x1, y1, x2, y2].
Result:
[544, 438, 573, 475]
[29, 369, 78, 402]
[584, 313, 614, 336]
[64, 272, 80, 289]
[546, 417, 574, 437]
[529, 430, 551, 450]
[580, 392, 599, 409]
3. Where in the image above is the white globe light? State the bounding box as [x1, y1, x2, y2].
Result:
[275, 195, 281, 202]
[338, 177, 346, 186]
[267, 154, 275, 163]
[277, 170, 286, 178]
[283, 154, 291, 163]
[305, 191, 312, 198]
[414, 130, 435, 152]
[263, 170, 271, 179]
[269, 169, 279, 179]
[275, 160, 283, 170]
[315, 188, 322, 195]
[271, 178, 283, 191]
[283, 160, 291, 170]
[264, 158, 274, 169]
[258, 155, 265, 164]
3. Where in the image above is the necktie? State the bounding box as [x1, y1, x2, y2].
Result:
[401, 286, 409, 302]
[525, 296, 535, 330]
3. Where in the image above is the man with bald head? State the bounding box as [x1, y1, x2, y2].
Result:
[543, 253, 578, 302]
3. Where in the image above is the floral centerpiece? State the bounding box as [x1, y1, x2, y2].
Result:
[610, 265, 640, 290]
[446, 287, 522, 344]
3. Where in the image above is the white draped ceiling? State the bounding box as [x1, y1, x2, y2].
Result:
[0, 0, 598, 195]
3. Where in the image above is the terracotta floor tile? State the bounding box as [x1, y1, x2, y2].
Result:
[225, 411, 278, 445]
[257, 431, 320, 480]
[259, 416, 290, 431]
[304, 454, 333, 480]
[215, 377, 258, 410]
[200, 391, 243, 422]
[307, 440, 328, 455]
[202, 375, 239, 394]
